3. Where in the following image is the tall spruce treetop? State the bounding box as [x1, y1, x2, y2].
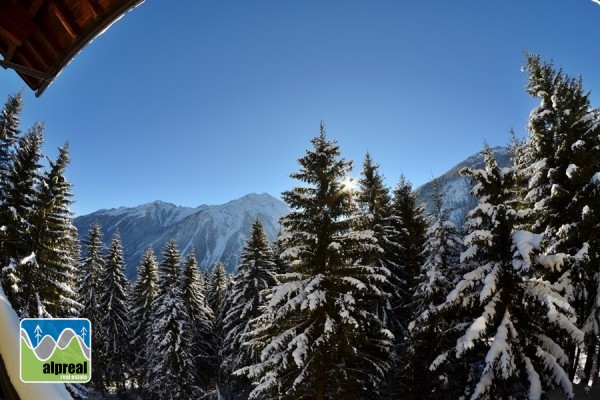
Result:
[129, 247, 158, 375]
[415, 179, 462, 316]
[77, 222, 106, 393]
[0, 92, 22, 192]
[0, 93, 22, 279]
[522, 54, 600, 382]
[522, 53, 598, 242]
[33, 144, 80, 317]
[181, 250, 215, 385]
[400, 181, 463, 398]
[390, 175, 427, 335]
[146, 240, 202, 399]
[242, 125, 392, 399]
[207, 261, 228, 315]
[98, 231, 129, 389]
[1, 124, 45, 317]
[78, 223, 105, 320]
[182, 250, 213, 332]
[430, 147, 583, 400]
[354, 153, 397, 325]
[221, 219, 278, 377]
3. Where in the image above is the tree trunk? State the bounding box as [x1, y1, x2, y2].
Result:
[583, 336, 598, 384]
[315, 361, 326, 400]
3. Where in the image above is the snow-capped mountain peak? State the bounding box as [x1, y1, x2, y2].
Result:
[74, 193, 289, 279]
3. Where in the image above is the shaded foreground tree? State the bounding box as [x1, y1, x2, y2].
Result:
[98, 232, 129, 391]
[221, 219, 278, 397]
[519, 53, 600, 383]
[429, 147, 583, 399]
[129, 247, 158, 389]
[145, 240, 203, 399]
[240, 125, 392, 399]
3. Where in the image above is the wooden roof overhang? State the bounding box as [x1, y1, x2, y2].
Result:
[0, 0, 144, 96]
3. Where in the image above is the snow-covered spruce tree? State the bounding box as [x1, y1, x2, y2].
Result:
[0, 124, 45, 317]
[389, 174, 427, 336]
[98, 231, 130, 390]
[181, 251, 215, 388]
[78, 222, 107, 394]
[0, 92, 21, 197]
[129, 247, 158, 389]
[31, 143, 80, 318]
[241, 125, 392, 399]
[430, 147, 583, 400]
[207, 260, 229, 315]
[520, 53, 600, 382]
[0, 92, 22, 289]
[401, 179, 463, 398]
[146, 240, 203, 399]
[386, 174, 427, 396]
[221, 219, 278, 396]
[415, 179, 462, 313]
[353, 152, 396, 324]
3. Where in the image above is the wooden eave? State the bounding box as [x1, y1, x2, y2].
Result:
[0, 0, 144, 96]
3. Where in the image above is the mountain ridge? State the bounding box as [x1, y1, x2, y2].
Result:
[74, 149, 512, 280]
[74, 193, 290, 279]
[415, 146, 512, 225]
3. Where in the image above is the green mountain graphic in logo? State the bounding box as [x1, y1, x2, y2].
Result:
[20, 318, 91, 383]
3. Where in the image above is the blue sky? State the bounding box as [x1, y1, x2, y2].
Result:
[2, 0, 600, 216]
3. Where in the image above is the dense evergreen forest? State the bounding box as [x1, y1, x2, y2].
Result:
[2, 54, 600, 399]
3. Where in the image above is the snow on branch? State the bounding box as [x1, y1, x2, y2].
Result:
[512, 230, 542, 265]
[455, 294, 500, 357]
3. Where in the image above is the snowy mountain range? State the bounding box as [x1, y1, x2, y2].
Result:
[73, 193, 290, 279]
[73, 148, 511, 280]
[415, 146, 512, 225]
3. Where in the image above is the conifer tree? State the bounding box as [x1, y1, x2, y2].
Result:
[241, 125, 392, 399]
[221, 219, 278, 395]
[1, 124, 45, 317]
[181, 251, 215, 387]
[389, 175, 427, 335]
[430, 147, 583, 399]
[207, 261, 228, 315]
[78, 223, 107, 394]
[354, 153, 396, 323]
[146, 240, 202, 399]
[387, 174, 427, 396]
[98, 231, 130, 390]
[520, 53, 600, 381]
[0, 92, 22, 201]
[415, 180, 462, 315]
[129, 247, 158, 389]
[32, 144, 80, 317]
[0, 93, 22, 291]
[400, 180, 462, 398]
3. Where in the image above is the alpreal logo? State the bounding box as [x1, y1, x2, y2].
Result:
[20, 318, 91, 383]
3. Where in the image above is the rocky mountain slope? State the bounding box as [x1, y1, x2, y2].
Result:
[74, 193, 289, 279]
[415, 146, 512, 225]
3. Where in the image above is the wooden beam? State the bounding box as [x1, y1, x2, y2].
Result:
[33, 26, 61, 61]
[0, 2, 37, 44]
[0, 59, 52, 80]
[28, 0, 46, 17]
[0, 26, 22, 47]
[22, 40, 51, 73]
[86, 0, 105, 15]
[3, 43, 17, 63]
[81, 0, 100, 19]
[48, 0, 80, 39]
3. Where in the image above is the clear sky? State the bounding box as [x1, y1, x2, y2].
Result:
[2, 0, 600, 216]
